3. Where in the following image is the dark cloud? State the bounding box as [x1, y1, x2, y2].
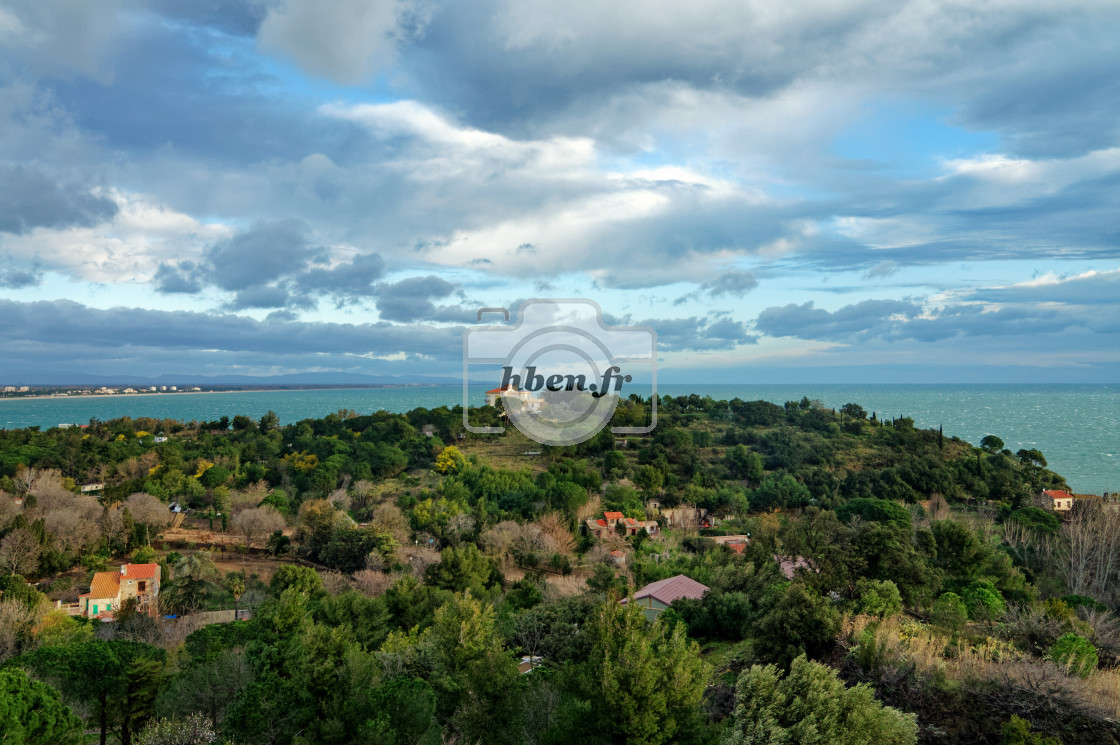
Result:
[0, 299, 465, 362]
[375, 275, 462, 322]
[604, 314, 756, 351]
[228, 284, 296, 310]
[0, 165, 117, 235]
[298, 252, 386, 301]
[676, 269, 758, 304]
[150, 0, 274, 36]
[153, 261, 203, 294]
[204, 219, 324, 291]
[0, 264, 42, 289]
[755, 300, 922, 342]
[754, 298, 1111, 343]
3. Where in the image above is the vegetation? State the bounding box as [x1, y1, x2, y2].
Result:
[0, 395, 1117, 744]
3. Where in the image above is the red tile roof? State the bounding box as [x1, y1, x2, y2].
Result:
[88, 571, 120, 600]
[486, 386, 518, 394]
[123, 564, 160, 580]
[596, 519, 608, 527]
[604, 511, 624, 519]
[626, 574, 709, 606]
[1043, 489, 1075, 500]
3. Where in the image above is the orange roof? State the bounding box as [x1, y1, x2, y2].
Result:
[604, 511, 624, 519]
[88, 571, 120, 600]
[596, 519, 608, 527]
[123, 564, 160, 580]
[486, 386, 518, 394]
[1043, 489, 1075, 500]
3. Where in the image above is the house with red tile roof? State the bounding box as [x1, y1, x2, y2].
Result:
[583, 511, 659, 538]
[1043, 489, 1075, 512]
[484, 386, 543, 412]
[78, 563, 161, 619]
[621, 574, 709, 620]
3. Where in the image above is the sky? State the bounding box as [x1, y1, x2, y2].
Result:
[0, 0, 1119, 384]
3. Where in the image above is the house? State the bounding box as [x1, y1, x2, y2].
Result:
[518, 655, 544, 674]
[77, 563, 161, 619]
[606, 549, 627, 568]
[484, 386, 544, 412]
[622, 574, 709, 621]
[1043, 489, 1075, 512]
[774, 555, 816, 580]
[712, 535, 751, 554]
[583, 511, 659, 538]
[660, 506, 719, 530]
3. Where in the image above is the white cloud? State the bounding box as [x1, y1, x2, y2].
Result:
[0, 190, 233, 284]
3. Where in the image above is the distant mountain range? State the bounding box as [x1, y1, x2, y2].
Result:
[0, 371, 470, 387]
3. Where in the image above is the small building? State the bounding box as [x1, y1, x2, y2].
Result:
[774, 555, 815, 580]
[712, 535, 751, 553]
[484, 386, 543, 412]
[622, 574, 709, 621]
[1043, 489, 1075, 512]
[660, 506, 719, 530]
[583, 511, 659, 538]
[77, 563, 161, 619]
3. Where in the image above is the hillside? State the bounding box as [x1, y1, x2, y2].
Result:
[0, 394, 1117, 745]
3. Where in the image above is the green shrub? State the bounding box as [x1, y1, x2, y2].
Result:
[1049, 633, 1097, 678]
[930, 592, 968, 632]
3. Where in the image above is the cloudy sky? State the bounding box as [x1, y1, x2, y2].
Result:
[1, 0, 1118, 383]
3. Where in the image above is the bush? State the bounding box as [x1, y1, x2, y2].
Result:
[930, 592, 968, 633]
[962, 581, 1006, 623]
[724, 655, 918, 745]
[856, 579, 903, 619]
[1049, 633, 1098, 678]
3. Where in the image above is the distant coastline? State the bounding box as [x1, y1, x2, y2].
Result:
[0, 383, 448, 403]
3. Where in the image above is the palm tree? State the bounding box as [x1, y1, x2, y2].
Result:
[224, 572, 246, 618]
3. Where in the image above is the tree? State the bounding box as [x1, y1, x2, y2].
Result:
[15, 640, 166, 745]
[0, 667, 84, 745]
[723, 655, 918, 745]
[840, 403, 867, 420]
[930, 592, 968, 633]
[962, 580, 1006, 624]
[165, 552, 221, 614]
[125, 493, 172, 546]
[136, 713, 218, 745]
[981, 435, 1005, 454]
[0, 526, 40, 578]
[269, 564, 322, 595]
[588, 596, 710, 745]
[752, 473, 811, 511]
[230, 506, 286, 550]
[756, 583, 841, 666]
[434, 445, 465, 474]
[633, 464, 665, 494]
[724, 444, 763, 483]
[224, 572, 245, 614]
[856, 579, 903, 619]
[258, 410, 279, 434]
[1049, 633, 1098, 678]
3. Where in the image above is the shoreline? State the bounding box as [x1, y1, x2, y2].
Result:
[0, 384, 455, 403]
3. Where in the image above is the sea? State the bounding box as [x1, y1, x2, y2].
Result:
[1, 384, 1116, 495]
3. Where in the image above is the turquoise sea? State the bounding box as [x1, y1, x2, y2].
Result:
[0, 384, 1116, 494]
